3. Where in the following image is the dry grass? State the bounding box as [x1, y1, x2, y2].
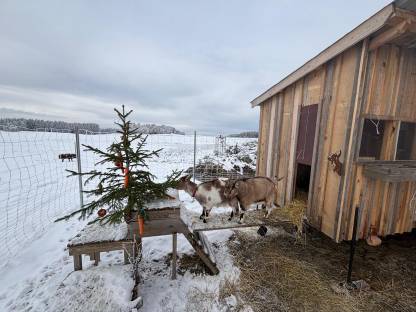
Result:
[269, 192, 307, 242]
[228, 227, 416, 312]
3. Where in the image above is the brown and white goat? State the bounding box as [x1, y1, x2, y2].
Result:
[225, 176, 278, 221]
[176, 175, 239, 223]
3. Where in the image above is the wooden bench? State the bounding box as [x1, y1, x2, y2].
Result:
[67, 222, 139, 270]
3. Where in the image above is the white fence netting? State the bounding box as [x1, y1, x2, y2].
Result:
[0, 127, 257, 261]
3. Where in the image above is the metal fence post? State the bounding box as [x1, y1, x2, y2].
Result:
[193, 131, 196, 183]
[75, 127, 84, 209]
[347, 206, 359, 285]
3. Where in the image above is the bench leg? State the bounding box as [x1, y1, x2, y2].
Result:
[89, 252, 100, 266]
[124, 249, 130, 264]
[172, 233, 177, 280]
[73, 254, 82, 271]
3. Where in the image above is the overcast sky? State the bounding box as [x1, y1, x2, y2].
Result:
[0, 0, 391, 134]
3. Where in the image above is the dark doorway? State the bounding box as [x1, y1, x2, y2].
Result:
[295, 163, 311, 193]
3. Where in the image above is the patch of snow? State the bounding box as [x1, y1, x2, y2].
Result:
[0, 133, 257, 311]
[139, 229, 239, 312]
[68, 222, 129, 246]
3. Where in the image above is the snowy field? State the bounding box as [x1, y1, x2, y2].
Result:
[0, 130, 256, 312]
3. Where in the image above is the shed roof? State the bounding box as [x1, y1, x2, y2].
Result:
[251, 1, 414, 107]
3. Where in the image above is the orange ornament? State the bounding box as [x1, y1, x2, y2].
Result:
[124, 168, 129, 188]
[97, 208, 107, 217]
[138, 215, 145, 236]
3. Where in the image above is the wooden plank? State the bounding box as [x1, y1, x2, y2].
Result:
[286, 81, 303, 202]
[266, 96, 278, 177]
[317, 53, 346, 236]
[250, 4, 394, 107]
[308, 61, 334, 227]
[275, 86, 295, 207]
[306, 96, 322, 219]
[363, 166, 416, 182]
[272, 94, 283, 179]
[197, 231, 216, 264]
[262, 100, 272, 176]
[365, 45, 402, 117]
[182, 227, 219, 275]
[335, 39, 370, 241]
[137, 219, 185, 237]
[73, 254, 82, 271]
[256, 105, 264, 174]
[304, 67, 326, 106]
[68, 241, 133, 256]
[397, 48, 416, 120]
[360, 113, 416, 123]
[335, 45, 366, 240]
[172, 233, 177, 280]
[124, 249, 130, 264]
[94, 252, 100, 266]
[369, 20, 410, 50]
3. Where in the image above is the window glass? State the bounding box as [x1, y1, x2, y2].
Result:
[396, 122, 416, 160]
[359, 119, 385, 159]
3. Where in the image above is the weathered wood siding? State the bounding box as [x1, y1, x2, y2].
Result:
[256, 41, 416, 241]
[344, 45, 416, 240]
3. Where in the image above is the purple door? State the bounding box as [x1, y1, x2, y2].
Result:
[296, 104, 318, 166]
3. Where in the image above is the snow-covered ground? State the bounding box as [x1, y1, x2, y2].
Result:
[0, 131, 257, 312]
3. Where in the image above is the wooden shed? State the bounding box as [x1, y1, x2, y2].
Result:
[252, 0, 416, 242]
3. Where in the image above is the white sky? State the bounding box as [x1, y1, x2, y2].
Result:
[0, 0, 392, 134]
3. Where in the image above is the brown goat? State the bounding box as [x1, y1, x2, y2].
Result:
[224, 176, 278, 222]
[176, 175, 239, 223]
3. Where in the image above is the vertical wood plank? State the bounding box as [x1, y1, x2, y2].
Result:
[308, 61, 334, 227]
[335, 39, 370, 241]
[266, 96, 277, 177]
[286, 81, 304, 202]
[273, 94, 284, 181]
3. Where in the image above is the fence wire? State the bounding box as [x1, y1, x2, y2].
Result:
[0, 127, 257, 261]
[0, 126, 79, 261]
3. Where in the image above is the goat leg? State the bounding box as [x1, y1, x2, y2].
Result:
[238, 204, 246, 224]
[228, 210, 234, 221]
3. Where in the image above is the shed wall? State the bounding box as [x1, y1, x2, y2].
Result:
[256, 43, 416, 241]
[345, 45, 416, 240]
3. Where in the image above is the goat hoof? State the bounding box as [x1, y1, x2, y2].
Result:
[203, 219, 207, 223]
[228, 217, 232, 221]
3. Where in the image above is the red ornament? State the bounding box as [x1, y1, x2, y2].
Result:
[97, 208, 107, 217]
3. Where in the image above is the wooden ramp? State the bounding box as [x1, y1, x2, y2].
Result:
[181, 205, 267, 233]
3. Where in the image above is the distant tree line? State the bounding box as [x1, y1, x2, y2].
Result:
[0, 118, 100, 132]
[132, 123, 184, 135]
[0, 118, 185, 135]
[228, 131, 258, 138]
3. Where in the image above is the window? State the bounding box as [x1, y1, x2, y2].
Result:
[359, 119, 385, 159]
[396, 122, 416, 160]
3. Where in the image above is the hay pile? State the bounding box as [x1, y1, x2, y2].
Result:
[271, 193, 307, 241]
[228, 230, 359, 312]
[227, 226, 416, 312]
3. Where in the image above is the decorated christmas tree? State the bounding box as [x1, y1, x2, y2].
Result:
[56, 105, 181, 224]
